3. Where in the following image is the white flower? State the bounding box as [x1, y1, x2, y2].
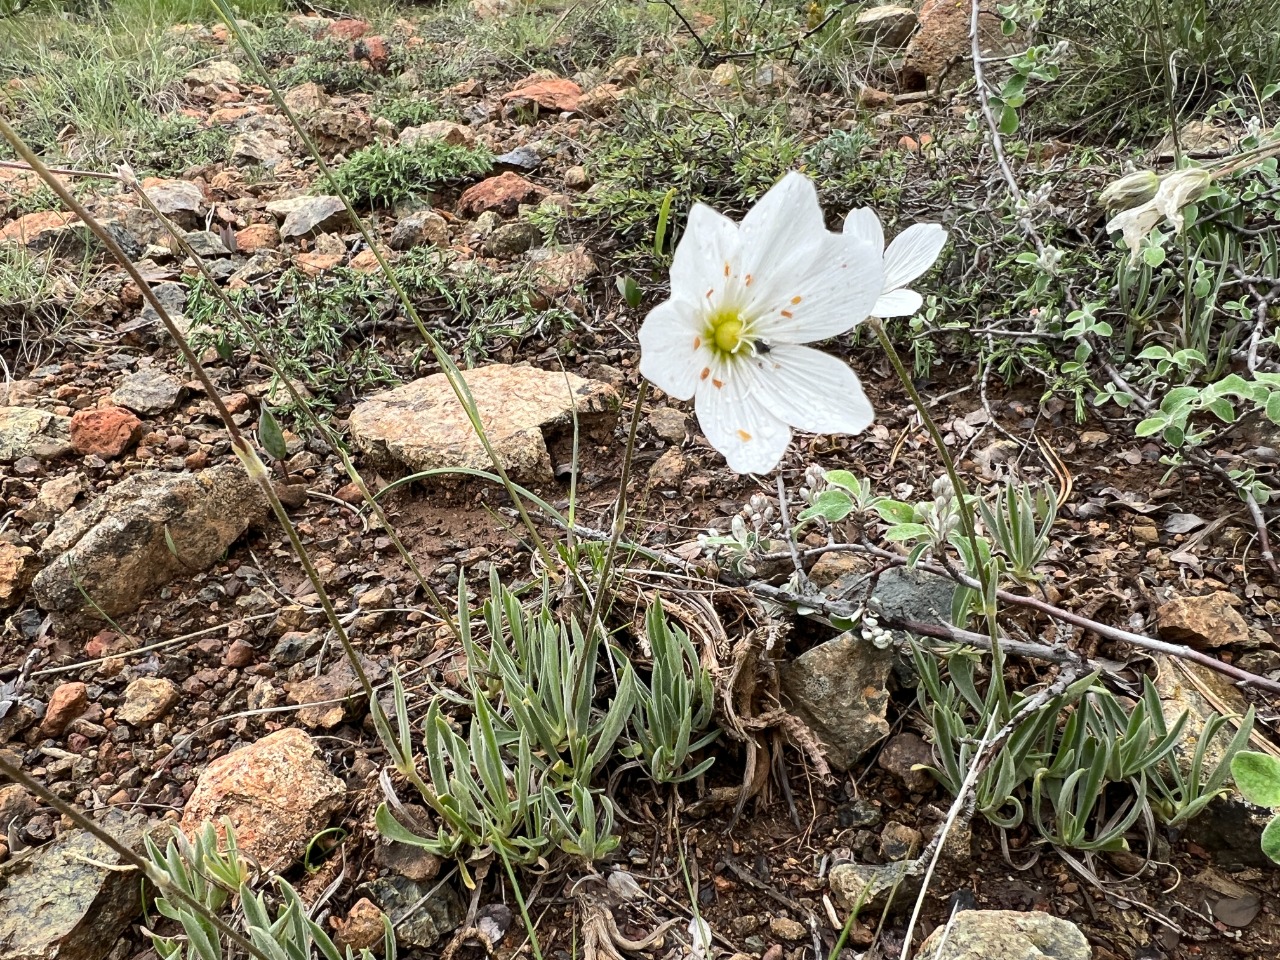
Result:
[1106, 201, 1162, 263]
[688, 917, 713, 960]
[638, 173, 883, 475]
[1151, 167, 1212, 233]
[842, 208, 947, 318]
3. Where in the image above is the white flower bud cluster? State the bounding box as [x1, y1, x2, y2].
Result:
[797, 463, 827, 505]
[860, 614, 894, 650]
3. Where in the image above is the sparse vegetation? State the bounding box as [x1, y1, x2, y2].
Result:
[329, 140, 492, 208]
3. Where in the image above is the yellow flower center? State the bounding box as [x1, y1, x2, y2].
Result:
[706, 309, 748, 356]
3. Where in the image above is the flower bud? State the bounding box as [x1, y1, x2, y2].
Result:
[1099, 170, 1159, 211]
[1153, 167, 1213, 233]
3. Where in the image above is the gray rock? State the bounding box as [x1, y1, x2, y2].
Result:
[0, 407, 72, 462]
[828, 565, 957, 629]
[916, 909, 1090, 960]
[389, 210, 450, 250]
[183, 230, 230, 258]
[878, 731, 936, 794]
[31, 465, 268, 622]
[270, 195, 347, 239]
[1183, 795, 1276, 871]
[647, 407, 688, 443]
[142, 179, 205, 224]
[850, 5, 918, 48]
[828, 860, 923, 917]
[780, 630, 892, 771]
[398, 121, 475, 148]
[231, 130, 290, 167]
[0, 809, 151, 960]
[184, 61, 241, 86]
[110, 369, 183, 415]
[349, 364, 619, 483]
[483, 221, 542, 259]
[493, 146, 541, 172]
[362, 875, 464, 948]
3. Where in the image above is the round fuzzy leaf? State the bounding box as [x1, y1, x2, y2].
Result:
[1232, 751, 1280, 806]
[1262, 816, 1280, 864]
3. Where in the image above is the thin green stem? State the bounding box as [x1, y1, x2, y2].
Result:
[499, 849, 546, 960]
[870, 318, 1007, 714]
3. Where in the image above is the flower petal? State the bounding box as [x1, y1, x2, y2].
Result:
[872, 287, 924, 318]
[694, 374, 792, 474]
[747, 230, 882, 343]
[739, 343, 874, 435]
[842, 207, 885, 255]
[737, 172, 828, 272]
[638, 299, 709, 401]
[882, 223, 947, 291]
[670, 202, 740, 305]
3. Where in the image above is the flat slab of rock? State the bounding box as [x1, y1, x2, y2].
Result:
[0, 406, 72, 462]
[110, 368, 184, 415]
[917, 909, 1090, 960]
[781, 629, 892, 771]
[349, 364, 619, 482]
[0, 809, 151, 960]
[267, 195, 347, 238]
[180, 727, 345, 872]
[1157, 592, 1250, 649]
[31, 464, 267, 621]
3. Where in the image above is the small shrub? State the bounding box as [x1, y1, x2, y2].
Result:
[329, 141, 492, 208]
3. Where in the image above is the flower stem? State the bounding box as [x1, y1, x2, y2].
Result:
[869, 319, 1007, 711]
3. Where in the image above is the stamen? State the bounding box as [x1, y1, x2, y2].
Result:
[724, 262, 730, 277]
[706, 288, 714, 299]
[791, 295, 802, 304]
[712, 379, 724, 389]
[736, 429, 752, 441]
[700, 367, 710, 380]
[693, 336, 702, 349]
[744, 274, 753, 286]
[780, 310, 793, 319]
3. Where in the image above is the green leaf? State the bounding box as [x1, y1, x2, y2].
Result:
[1231, 752, 1280, 806]
[1265, 392, 1280, 426]
[1136, 345, 1171, 361]
[797, 489, 855, 523]
[875, 500, 917, 524]
[998, 104, 1019, 136]
[1142, 244, 1166, 268]
[885, 522, 932, 542]
[1262, 815, 1280, 864]
[258, 406, 288, 462]
[1134, 417, 1166, 437]
[1204, 397, 1236, 423]
[616, 276, 642, 309]
[1163, 424, 1186, 447]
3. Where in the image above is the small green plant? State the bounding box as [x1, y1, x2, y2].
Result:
[978, 480, 1056, 583]
[625, 598, 718, 784]
[1229, 751, 1280, 863]
[329, 141, 492, 208]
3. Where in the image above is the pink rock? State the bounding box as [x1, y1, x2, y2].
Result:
[70, 406, 142, 459]
[40, 682, 88, 737]
[457, 172, 547, 217]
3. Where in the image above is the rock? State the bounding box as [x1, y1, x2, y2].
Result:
[183, 229, 230, 258]
[117, 676, 179, 725]
[40, 681, 89, 737]
[829, 860, 923, 916]
[578, 83, 623, 117]
[1156, 120, 1234, 160]
[142, 178, 205, 227]
[180, 728, 346, 871]
[564, 165, 591, 189]
[878, 732, 936, 794]
[362, 874, 464, 948]
[901, 0, 1010, 92]
[110, 369, 183, 416]
[878, 822, 922, 860]
[0, 211, 88, 253]
[349, 364, 619, 483]
[231, 130, 290, 167]
[916, 909, 1090, 960]
[1151, 653, 1251, 781]
[235, 223, 280, 252]
[458, 172, 547, 216]
[20, 472, 83, 524]
[851, 5, 918, 48]
[69, 407, 142, 459]
[283, 81, 329, 114]
[0, 784, 37, 831]
[647, 407, 688, 443]
[502, 75, 582, 113]
[272, 629, 324, 666]
[647, 448, 688, 488]
[32, 465, 268, 622]
[268, 195, 347, 239]
[0, 542, 37, 609]
[808, 552, 862, 587]
[399, 120, 476, 148]
[1157, 592, 1249, 649]
[389, 210, 450, 249]
[184, 60, 241, 87]
[375, 830, 443, 882]
[768, 917, 807, 941]
[493, 145, 542, 172]
[134, 281, 189, 337]
[326, 18, 368, 40]
[305, 107, 376, 154]
[333, 898, 386, 953]
[527, 245, 598, 293]
[0, 809, 151, 960]
[483, 221, 542, 258]
[0, 407, 73, 461]
[780, 630, 892, 771]
[288, 656, 384, 729]
[827, 565, 957, 632]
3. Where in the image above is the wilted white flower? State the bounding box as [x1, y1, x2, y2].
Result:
[1106, 166, 1214, 261]
[1099, 169, 1159, 212]
[688, 917, 713, 960]
[842, 208, 947, 317]
[638, 173, 884, 475]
